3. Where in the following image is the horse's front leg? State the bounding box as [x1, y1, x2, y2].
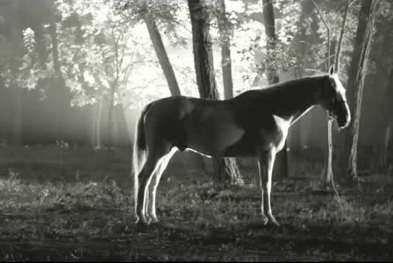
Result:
[256, 148, 279, 226]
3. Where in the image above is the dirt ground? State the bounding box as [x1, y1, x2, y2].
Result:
[0, 146, 392, 262]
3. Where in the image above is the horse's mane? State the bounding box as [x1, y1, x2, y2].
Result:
[236, 74, 329, 100]
[259, 74, 328, 92]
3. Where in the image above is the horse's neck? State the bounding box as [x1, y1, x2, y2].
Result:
[289, 105, 315, 125]
[270, 76, 324, 125]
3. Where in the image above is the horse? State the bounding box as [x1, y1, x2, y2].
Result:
[132, 66, 351, 226]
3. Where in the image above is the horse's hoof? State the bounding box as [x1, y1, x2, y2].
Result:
[261, 215, 269, 225]
[135, 217, 149, 227]
[268, 218, 280, 227]
[149, 217, 159, 224]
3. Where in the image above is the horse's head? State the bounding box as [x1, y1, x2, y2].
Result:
[320, 66, 351, 129]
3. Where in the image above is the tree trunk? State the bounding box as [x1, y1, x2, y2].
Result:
[323, 0, 349, 186]
[380, 64, 393, 171]
[263, 0, 288, 179]
[373, 5, 393, 172]
[338, 0, 379, 182]
[115, 103, 131, 147]
[50, 7, 60, 76]
[188, 0, 243, 187]
[33, 24, 47, 69]
[335, 0, 350, 73]
[291, 0, 314, 155]
[216, 0, 234, 100]
[107, 86, 115, 147]
[93, 96, 104, 149]
[144, 14, 181, 96]
[10, 1, 23, 146]
[322, 39, 337, 186]
[216, 0, 242, 182]
[49, 2, 69, 143]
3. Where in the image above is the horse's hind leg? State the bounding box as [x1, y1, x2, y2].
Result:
[147, 148, 177, 223]
[135, 142, 172, 225]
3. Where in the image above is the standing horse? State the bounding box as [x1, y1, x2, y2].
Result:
[133, 66, 351, 226]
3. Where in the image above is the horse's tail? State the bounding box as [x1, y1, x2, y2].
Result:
[133, 102, 152, 202]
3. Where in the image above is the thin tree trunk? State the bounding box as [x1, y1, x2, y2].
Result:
[107, 86, 115, 147]
[188, 0, 243, 187]
[115, 103, 131, 147]
[49, 7, 60, 76]
[49, 2, 69, 143]
[33, 24, 47, 69]
[339, 0, 379, 182]
[95, 96, 104, 149]
[311, 0, 335, 187]
[263, 0, 288, 180]
[335, 0, 350, 72]
[262, 0, 279, 84]
[216, 0, 242, 181]
[323, 0, 349, 186]
[144, 14, 181, 96]
[380, 64, 393, 171]
[322, 39, 337, 186]
[291, 0, 314, 154]
[373, 6, 393, 172]
[10, 1, 23, 146]
[217, 0, 234, 100]
[92, 104, 98, 148]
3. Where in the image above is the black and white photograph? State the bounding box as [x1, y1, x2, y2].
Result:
[0, 0, 392, 261]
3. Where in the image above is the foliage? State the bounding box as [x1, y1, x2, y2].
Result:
[0, 0, 344, 105]
[311, 0, 360, 79]
[54, 1, 159, 108]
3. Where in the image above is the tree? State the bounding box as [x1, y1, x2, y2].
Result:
[338, 0, 379, 182]
[215, 0, 242, 182]
[9, 0, 23, 146]
[262, 0, 288, 179]
[290, 0, 314, 154]
[310, 0, 335, 188]
[320, 0, 350, 187]
[216, 0, 234, 100]
[48, 1, 71, 143]
[143, 10, 181, 96]
[54, 1, 160, 147]
[372, 1, 393, 172]
[380, 64, 393, 172]
[188, 0, 243, 187]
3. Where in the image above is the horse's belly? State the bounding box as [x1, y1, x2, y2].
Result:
[221, 133, 256, 157]
[184, 124, 246, 157]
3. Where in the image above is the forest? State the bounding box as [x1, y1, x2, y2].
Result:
[0, 0, 392, 261]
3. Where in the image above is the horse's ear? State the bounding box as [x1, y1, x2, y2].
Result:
[329, 65, 335, 76]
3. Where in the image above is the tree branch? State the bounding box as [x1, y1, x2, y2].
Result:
[312, 0, 330, 69]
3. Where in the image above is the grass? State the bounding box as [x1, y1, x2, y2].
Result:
[0, 145, 392, 261]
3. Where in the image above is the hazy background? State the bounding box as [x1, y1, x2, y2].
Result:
[0, 0, 391, 166]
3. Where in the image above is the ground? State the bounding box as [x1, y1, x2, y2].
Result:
[0, 145, 392, 262]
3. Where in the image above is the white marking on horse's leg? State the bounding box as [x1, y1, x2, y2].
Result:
[257, 148, 278, 226]
[257, 152, 267, 225]
[135, 155, 161, 225]
[147, 148, 176, 223]
[265, 150, 279, 226]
